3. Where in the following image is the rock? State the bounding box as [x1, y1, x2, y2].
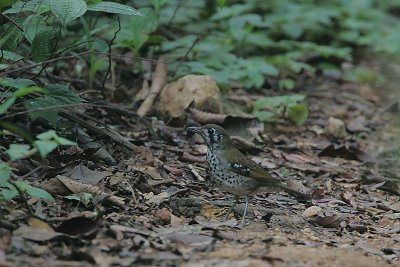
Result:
[324, 117, 346, 138]
[157, 75, 222, 118]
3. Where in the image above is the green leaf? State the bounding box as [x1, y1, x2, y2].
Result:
[287, 104, 309, 125]
[0, 23, 23, 51]
[0, 0, 18, 9]
[6, 144, 31, 161]
[0, 162, 12, 186]
[1, 187, 18, 201]
[0, 78, 37, 89]
[87, 1, 142, 16]
[14, 86, 45, 98]
[54, 136, 77, 146]
[51, 0, 87, 26]
[253, 94, 305, 111]
[3, 0, 51, 14]
[65, 193, 92, 206]
[0, 96, 16, 115]
[254, 111, 275, 122]
[282, 24, 303, 39]
[33, 140, 58, 158]
[15, 181, 54, 201]
[24, 84, 81, 124]
[216, 0, 226, 8]
[278, 79, 295, 90]
[26, 186, 54, 201]
[45, 84, 82, 103]
[150, 0, 166, 11]
[37, 130, 77, 145]
[23, 15, 52, 44]
[31, 30, 58, 62]
[0, 50, 24, 61]
[36, 130, 58, 140]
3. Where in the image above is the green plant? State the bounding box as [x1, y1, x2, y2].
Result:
[155, 0, 400, 90]
[0, 0, 144, 204]
[344, 67, 385, 86]
[0, 130, 76, 201]
[1, 0, 142, 85]
[253, 94, 308, 125]
[0, 78, 82, 125]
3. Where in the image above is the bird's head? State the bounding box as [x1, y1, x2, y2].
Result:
[187, 124, 233, 150]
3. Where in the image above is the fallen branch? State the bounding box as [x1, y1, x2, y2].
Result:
[137, 55, 168, 117]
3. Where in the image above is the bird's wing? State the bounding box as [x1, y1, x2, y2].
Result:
[224, 147, 282, 186]
[224, 147, 308, 198]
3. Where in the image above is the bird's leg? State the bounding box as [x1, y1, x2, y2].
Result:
[238, 195, 249, 228]
[224, 196, 240, 220]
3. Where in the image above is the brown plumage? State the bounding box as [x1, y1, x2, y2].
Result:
[187, 124, 304, 227]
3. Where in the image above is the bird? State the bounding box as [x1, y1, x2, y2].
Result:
[187, 124, 305, 227]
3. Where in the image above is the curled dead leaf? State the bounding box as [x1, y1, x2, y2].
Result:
[41, 175, 125, 207]
[302, 206, 322, 217]
[190, 108, 226, 125]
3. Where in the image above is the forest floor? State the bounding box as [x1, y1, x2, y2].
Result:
[1, 60, 400, 267]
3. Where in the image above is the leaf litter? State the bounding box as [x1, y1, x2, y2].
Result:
[2, 79, 400, 266]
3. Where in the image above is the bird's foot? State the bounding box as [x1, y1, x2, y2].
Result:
[234, 221, 248, 229]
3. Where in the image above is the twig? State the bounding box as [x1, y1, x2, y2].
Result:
[0, 102, 149, 124]
[0, 13, 23, 31]
[172, 36, 199, 77]
[2, 51, 167, 76]
[101, 17, 121, 92]
[8, 180, 38, 218]
[60, 110, 137, 151]
[188, 164, 205, 181]
[19, 166, 43, 179]
[168, 0, 187, 25]
[0, 103, 88, 120]
[137, 55, 168, 117]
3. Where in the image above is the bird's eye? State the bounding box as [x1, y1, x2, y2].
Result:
[208, 128, 215, 135]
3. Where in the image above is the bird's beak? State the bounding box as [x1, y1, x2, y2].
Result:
[186, 126, 202, 136]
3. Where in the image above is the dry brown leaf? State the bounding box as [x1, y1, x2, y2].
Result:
[302, 206, 322, 217]
[128, 164, 163, 180]
[14, 225, 62, 242]
[46, 175, 125, 207]
[28, 218, 54, 232]
[191, 108, 226, 124]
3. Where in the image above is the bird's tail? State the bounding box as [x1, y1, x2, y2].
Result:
[280, 184, 311, 200]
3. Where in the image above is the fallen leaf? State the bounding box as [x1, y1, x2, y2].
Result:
[65, 164, 109, 185]
[319, 144, 373, 162]
[302, 206, 322, 217]
[145, 191, 170, 205]
[54, 217, 98, 236]
[14, 225, 62, 242]
[128, 164, 163, 180]
[154, 208, 171, 224]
